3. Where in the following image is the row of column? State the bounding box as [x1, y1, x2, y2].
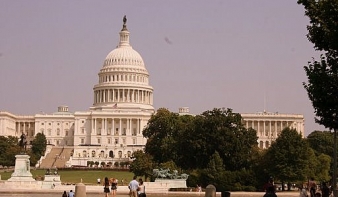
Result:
[16, 122, 34, 136]
[100, 73, 148, 84]
[245, 120, 302, 137]
[94, 88, 153, 105]
[91, 118, 142, 136]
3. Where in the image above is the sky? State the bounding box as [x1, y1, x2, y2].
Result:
[0, 1, 327, 135]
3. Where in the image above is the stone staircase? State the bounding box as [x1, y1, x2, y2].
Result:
[39, 147, 73, 169]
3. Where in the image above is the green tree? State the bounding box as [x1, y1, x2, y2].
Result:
[0, 136, 21, 166]
[201, 151, 226, 191]
[264, 128, 315, 190]
[143, 108, 181, 164]
[307, 130, 333, 157]
[316, 153, 331, 182]
[298, 0, 338, 189]
[129, 150, 154, 181]
[184, 108, 257, 170]
[31, 133, 47, 157]
[297, 0, 338, 53]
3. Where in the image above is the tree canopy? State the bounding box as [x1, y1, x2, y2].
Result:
[298, 0, 338, 53]
[264, 128, 315, 184]
[142, 108, 258, 171]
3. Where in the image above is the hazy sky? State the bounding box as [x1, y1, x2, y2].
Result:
[0, 1, 327, 135]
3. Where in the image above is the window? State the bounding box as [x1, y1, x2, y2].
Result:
[115, 139, 118, 145]
[98, 138, 101, 144]
[41, 123, 44, 125]
[133, 139, 136, 144]
[108, 138, 111, 144]
[82, 120, 84, 123]
[81, 128, 85, 134]
[81, 138, 84, 144]
[57, 128, 60, 136]
[65, 130, 69, 136]
[49, 123, 51, 126]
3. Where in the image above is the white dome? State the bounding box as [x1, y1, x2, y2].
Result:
[104, 47, 145, 67]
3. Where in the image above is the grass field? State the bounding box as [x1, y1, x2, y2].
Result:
[0, 169, 134, 185]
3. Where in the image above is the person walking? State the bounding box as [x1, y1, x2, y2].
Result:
[128, 176, 139, 197]
[103, 177, 110, 197]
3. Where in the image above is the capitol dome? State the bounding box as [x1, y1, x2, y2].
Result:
[104, 46, 145, 68]
[92, 16, 154, 112]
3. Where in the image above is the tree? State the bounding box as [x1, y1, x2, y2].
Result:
[183, 108, 258, 170]
[316, 153, 331, 182]
[31, 133, 47, 157]
[143, 108, 181, 164]
[298, 0, 338, 190]
[201, 151, 226, 191]
[129, 150, 155, 181]
[307, 130, 334, 157]
[297, 0, 338, 53]
[264, 128, 315, 190]
[0, 136, 21, 166]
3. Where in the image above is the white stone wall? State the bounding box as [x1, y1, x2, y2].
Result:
[241, 111, 305, 149]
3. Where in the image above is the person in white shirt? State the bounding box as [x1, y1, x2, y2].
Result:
[128, 176, 139, 197]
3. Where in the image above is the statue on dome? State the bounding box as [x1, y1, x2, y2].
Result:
[123, 15, 127, 25]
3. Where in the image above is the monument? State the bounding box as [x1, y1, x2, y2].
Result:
[153, 168, 189, 188]
[5, 134, 37, 188]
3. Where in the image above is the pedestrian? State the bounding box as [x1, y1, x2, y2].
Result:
[68, 190, 74, 197]
[321, 182, 330, 197]
[128, 176, 139, 197]
[111, 178, 117, 197]
[138, 178, 146, 197]
[103, 177, 110, 197]
[299, 184, 308, 197]
[263, 177, 277, 197]
[308, 178, 317, 197]
[97, 177, 101, 185]
[62, 191, 67, 197]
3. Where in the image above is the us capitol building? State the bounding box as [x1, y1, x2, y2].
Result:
[0, 17, 304, 167]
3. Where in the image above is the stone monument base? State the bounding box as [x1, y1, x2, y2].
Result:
[41, 175, 61, 189]
[154, 179, 187, 188]
[5, 154, 38, 188]
[7, 154, 35, 182]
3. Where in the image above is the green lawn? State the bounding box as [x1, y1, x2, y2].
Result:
[0, 169, 134, 185]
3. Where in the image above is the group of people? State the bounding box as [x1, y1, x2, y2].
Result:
[103, 177, 118, 197]
[299, 178, 331, 197]
[263, 177, 332, 197]
[62, 190, 74, 197]
[128, 176, 146, 197]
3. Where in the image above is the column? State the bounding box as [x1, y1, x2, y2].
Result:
[119, 118, 122, 135]
[269, 121, 272, 138]
[112, 118, 115, 135]
[127, 89, 130, 102]
[257, 121, 260, 136]
[105, 118, 108, 135]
